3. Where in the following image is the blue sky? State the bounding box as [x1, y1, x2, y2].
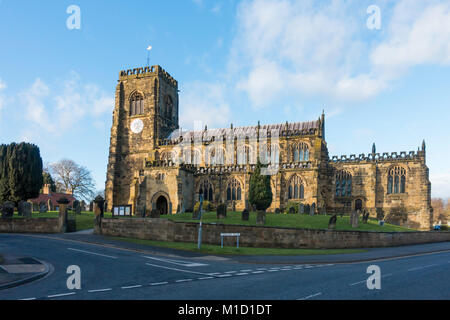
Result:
[0, 0, 449, 198]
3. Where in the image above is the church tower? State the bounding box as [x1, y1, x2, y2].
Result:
[105, 65, 179, 212]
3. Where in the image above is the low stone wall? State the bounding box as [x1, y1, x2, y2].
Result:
[0, 218, 64, 234]
[96, 218, 450, 249]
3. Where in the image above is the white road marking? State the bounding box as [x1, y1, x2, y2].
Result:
[236, 273, 249, 276]
[240, 269, 252, 272]
[145, 263, 211, 276]
[209, 272, 221, 275]
[88, 288, 112, 293]
[68, 248, 117, 259]
[216, 274, 232, 277]
[407, 264, 436, 272]
[175, 279, 193, 283]
[349, 280, 366, 286]
[224, 271, 237, 274]
[198, 277, 214, 280]
[268, 269, 279, 272]
[48, 292, 76, 298]
[252, 271, 265, 274]
[304, 266, 313, 269]
[19, 298, 36, 300]
[297, 292, 322, 300]
[150, 282, 168, 286]
[142, 255, 208, 267]
[121, 285, 143, 289]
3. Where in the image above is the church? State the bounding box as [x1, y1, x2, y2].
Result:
[105, 65, 433, 230]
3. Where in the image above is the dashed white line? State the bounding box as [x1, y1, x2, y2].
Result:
[19, 297, 36, 300]
[216, 274, 232, 277]
[141, 256, 207, 267]
[198, 277, 214, 280]
[297, 292, 322, 300]
[349, 280, 366, 286]
[236, 273, 249, 276]
[252, 271, 265, 274]
[225, 271, 237, 274]
[240, 269, 252, 272]
[175, 279, 193, 283]
[68, 248, 117, 259]
[145, 263, 211, 276]
[268, 269, 279, 272]
[150, 282, 168, 286]
[48, 292, 76, 298]
[121, 285, 143, 289]
[88, 288, 112, 293]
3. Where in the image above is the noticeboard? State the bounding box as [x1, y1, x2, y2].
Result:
[112, 205, 132, 217]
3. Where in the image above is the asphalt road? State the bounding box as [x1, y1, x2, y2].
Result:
[0, 234, 449, 300]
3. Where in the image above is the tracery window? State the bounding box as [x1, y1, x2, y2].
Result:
[130, 92, 144, 116]
[237, 145, 252, 165]
[226, 178, 242, 201]
[292, 142, 309, 162]
[388, 166, 406, 194]
[198, 180, 213, 202]
[335, 170, 352, 197]
[287, 175, 304, 200]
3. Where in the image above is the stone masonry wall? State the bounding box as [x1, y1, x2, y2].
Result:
[0, 218, 64, 234]
[96, 218, 450, 249]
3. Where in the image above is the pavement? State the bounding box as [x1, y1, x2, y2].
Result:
[0, 232, 449, 300]
[0, 254, 51, 290]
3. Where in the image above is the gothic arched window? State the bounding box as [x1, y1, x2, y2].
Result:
[164, 95, 173, 119]
[192, 149, 202, 166]
[388, 166, 406, 194]
[226, 178, 242, 201]
[237, 145, 251, 165]
[198, 180, 213, 202]
[130, 92, 144, 116]
[287, 175, 304, 200]
[335, 170, 352, 197]
[292, 142, 309, 162]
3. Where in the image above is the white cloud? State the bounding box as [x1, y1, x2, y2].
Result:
[228, 0, 450, 108]
[18, 72, 113, 139]
[180, 82, 231, 129]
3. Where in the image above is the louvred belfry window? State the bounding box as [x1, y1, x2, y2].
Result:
[130, 92, 144, 116]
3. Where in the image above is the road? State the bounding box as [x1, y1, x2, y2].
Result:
[0, 234, 449, 300]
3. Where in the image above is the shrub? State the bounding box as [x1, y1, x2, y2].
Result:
[249, 160, 272, 212]
[286, 201, 300, 214]
[194, 200, 214, 213]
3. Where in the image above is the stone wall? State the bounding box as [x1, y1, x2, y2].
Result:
[96, 218, 450, 249]
[0, 218, 64, 234]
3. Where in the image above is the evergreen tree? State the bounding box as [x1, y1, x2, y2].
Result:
[0, 142, 43, 204]
[249, 159, 273, 211]
[42, 171, 57, 192]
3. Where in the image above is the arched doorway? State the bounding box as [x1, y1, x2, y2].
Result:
[156, 196, 168, 215]
[355, 199, 363, 211]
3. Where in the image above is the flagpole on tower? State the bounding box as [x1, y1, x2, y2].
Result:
[146, 45, 152, 66]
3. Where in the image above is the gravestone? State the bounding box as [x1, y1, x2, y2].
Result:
[275, 208, 281, 214]
[310, 203, 316, 216]
[217, 203, 227, 219]
[362, 210, 370, 224]
[304, 204, 310, 215]
[328, 214, 337, 230]
[18, 201, 32, 218]
[1, 201, 14, 218]
[289, 206, 296, 214]
[39, 202, 48, 213]
[150, 209, 160, 218]
[242, 208, 249, 221]
[351, 210, 360, 228]
[256, 211, 266, 225]
[299, 203, 304, 215]
[136, 205, 145, 218]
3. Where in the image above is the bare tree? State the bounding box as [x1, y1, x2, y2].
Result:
[50, 159, 96, 202]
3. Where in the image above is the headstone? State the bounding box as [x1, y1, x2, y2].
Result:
[1, 201, 14, 218]
[150, 209, 160, 218]
[289, 206, 296, 214]
[328, 214, 337, 229]
[275, 208, 281, 214]
[232, 201, 236, 212]
[18, 201, 32, 218]
[309, 203, 315, 216]
[256, 211, 266, 225]
[217, 203, 227, 219]
[351, 210, 360, 228]
[242, 208, 249, 221]
[362, 210, 370, 224]
[39, 202, 48, 213]
[299, 203, 304, 215]
[136, 205, 145, 218]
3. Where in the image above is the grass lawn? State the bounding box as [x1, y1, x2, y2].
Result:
[164, 211, 414, 232]
[107, 236, 367, 256]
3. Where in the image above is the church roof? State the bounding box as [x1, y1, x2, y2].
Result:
[167, 120, 321, 143]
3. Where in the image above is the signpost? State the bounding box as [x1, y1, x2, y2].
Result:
[197, 194, 203, 250]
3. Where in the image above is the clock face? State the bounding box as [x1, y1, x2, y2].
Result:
[130, 119, 144, 134]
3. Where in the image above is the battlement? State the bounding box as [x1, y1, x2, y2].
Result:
[330, 150, 425, 163]
[119, 65, 178, 87]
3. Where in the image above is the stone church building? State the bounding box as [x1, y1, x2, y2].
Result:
[105, 65, 433, 230]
